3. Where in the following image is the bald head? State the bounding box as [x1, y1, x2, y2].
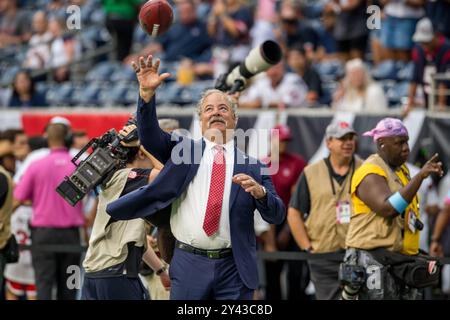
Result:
[47, 123, 67, 147]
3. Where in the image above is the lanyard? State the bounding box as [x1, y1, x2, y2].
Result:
[326, 157, 355, 199]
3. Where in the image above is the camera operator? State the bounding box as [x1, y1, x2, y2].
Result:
[81, 124, 170, 300]
[343, 118, 443, 300]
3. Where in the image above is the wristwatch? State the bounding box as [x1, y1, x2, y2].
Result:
[156, 266, 167, 276]
[260, 185, 267, 198]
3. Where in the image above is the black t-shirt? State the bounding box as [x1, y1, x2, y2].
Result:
[289, 158, 352, 219]
[119, 168, 152, 197]
[303, 66, 323, 98]
[0, 171, 9, 208]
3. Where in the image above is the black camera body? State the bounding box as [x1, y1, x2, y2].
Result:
[56, 126, 138, 206]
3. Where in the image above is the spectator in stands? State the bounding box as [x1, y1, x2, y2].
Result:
[406, 17, 450, 114]
[8, 71, 47, 108]
[262, 124, 308, 300]
[287, 45, 324, 106]
[0, 0, 31, 49]
[23, 11, 52, 70]
[250, 0, 278, 48]
[126, 0, 213, 76]
[381, 0, 425, 62]
[207, 0, 254, 63]
[426, 0, 450, 40]
[277, 0, 320, 61]
[47, 15, 81, 82]
[288, 121, 362, 300]
[332, 0, 369, 61]
[316, 2, 338, 62]
[239, 61, 308, 109]
[102, 0, 141, 61]
[332, 58, 388, 112]
[14, 123, 85, 300]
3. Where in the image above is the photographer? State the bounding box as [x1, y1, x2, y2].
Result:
[0, 144, 14, 299]
[343, 118, 443, 300]
[81, 124, 169, 300]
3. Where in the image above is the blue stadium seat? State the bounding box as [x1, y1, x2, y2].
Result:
[110, 65, 137, 82]
[98, 83, 129, 106]
[71, 82, 104, 106]
[386, 81, 410, 107]
[86, 61, 121, 81]
[315, 60, 344, 81]
[397, 62, 414, 81]
[0, 66, 20, 85]
[155, 82, 178, 105]
[371, 60, 398, 80]
[46, 83, 76, 106]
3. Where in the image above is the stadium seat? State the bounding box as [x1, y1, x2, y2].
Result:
[397, 62, 414, 81]
[371, 60, 398, 80]
[0, 66, 20, 86]
[71, 82, 104, 106]
[46, 83, 76, 106]
[86, 61, 121, 81]
[110, 65, 137, 82]
[98, 82, 130, 106]
[386, 81, 410, 107]
[315, 60, 344, 81]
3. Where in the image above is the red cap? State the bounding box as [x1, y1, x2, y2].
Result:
[272, 124, 292, 141]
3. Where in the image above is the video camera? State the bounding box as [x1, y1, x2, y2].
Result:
[56, 118, 139, 206]
[214, 40, 282, 94]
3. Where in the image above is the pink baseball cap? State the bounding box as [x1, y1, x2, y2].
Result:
[363, 118, 408, 142]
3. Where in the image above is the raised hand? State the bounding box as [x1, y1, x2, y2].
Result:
[420, 153, 444, 179]
[131, 55, 171, 102]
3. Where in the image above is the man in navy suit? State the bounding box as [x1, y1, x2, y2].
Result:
[107, 55, 285, 300]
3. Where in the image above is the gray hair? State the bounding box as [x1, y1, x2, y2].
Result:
[158, 118, 180, 131]
[196, 89, 238, 120]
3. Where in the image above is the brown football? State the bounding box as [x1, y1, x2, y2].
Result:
[138, 0, 174, 37]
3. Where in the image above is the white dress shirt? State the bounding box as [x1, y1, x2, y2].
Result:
[170, 138, 235, 250]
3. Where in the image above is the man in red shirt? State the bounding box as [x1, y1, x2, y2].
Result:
[262, 124, 307, 300]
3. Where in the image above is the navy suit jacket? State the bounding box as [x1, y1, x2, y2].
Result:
[106, 96, 285, 289]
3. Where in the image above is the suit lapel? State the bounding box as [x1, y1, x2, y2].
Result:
[229, 147, 248, 210]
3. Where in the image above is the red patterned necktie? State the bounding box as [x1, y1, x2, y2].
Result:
[203, 145, 226, 237]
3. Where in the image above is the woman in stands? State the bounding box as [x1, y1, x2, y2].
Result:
[8, 71, 47, 108]
[332, 58, 387, 112]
